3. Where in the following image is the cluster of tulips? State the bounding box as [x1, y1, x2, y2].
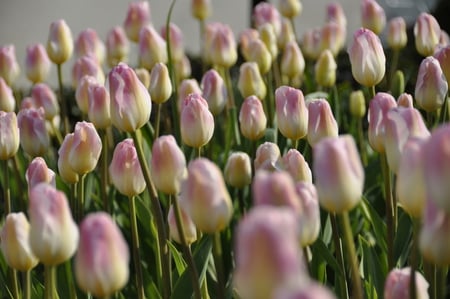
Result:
[1, 0, 450, 298]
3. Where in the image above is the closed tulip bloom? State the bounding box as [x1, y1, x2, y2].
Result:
[434, 45, 450, 86]
[180, 93, 214, 148]
[68, 122, 102, 175]
[180, 158, 233, 233]
[109, 138, 146, 197]
[134, 68, 150, 89]
[348, 28, 386, 87]
[239, 28, 260, 61]
[46, 19, 74, 65]
[295, 182, 320, 246]
[415, 56, 448, 112]
[387, 17, 407, 50]
[201, 69, 227, 115]
[58, 133, 79, 184]
[31, 83, 59, 120]
[239, 95, 267, 140]
[307, 98, 338, 146]
[275, 86, 308, 141]
[367, 92, 397, 153]
[281, 41, 305, 79]
[106, 26, 129, 67]
[278, 18, 296, 51]
[72, 55, 105, 88]
[25, 43, 51, 83]
[247, 39, 272, 74]
[208, 23, 238, 68]
[29, 183, 79, 266]
[254, 142, 281, 172]
[76, 75, 99, 114]
[224, 151, 252, 188]
[397, 92, 414, 108]
[123, 1, 150, 43]
[17, 108, 49, 157]
[178, 79, 202, 112]
[238, 62, 267, 99]
[320, 22, 345, 57]
[191, 0, 211, 21]
[233, 206, 305, 299]
[313, 135, 364, 213]
[151, 135, 187, 195]
[26, 157, 56, 192]
[361, 0, 386, 35]
[149, 62, 172, 105]
[0, 77, 15, 112]
[279, 0, 302, 18]
[0, 45, 20, 86]
[75, 28, 106, 65]
[109, 63, 152, 132]
[160, 23, 184, 62]
[253, 2, 282, 36]
[275, 281, 336, 299]
[384, 267, 429, 299]
[167, 204, 197, 245]
[349, 90, 366, 118]
[326, 2, 347, 36]
[0, 111, 19, 160]
[75, 212, 129, 297]
[281, 149, 312, 183]
[139, 25, 168, 70]
[315, 50, 337, 87]
[87, 81, 111, 129]
[414, 13, 440, 57]
[301, 28, 322, 60]
[0, 212, 39, 271]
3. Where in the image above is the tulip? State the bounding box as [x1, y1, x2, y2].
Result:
[278, 18, 296, 51]
[281, 41, 305, 80]
[361, 0, 386, 35]
[75, 212, 130, 297]
[295, 182, 321, 246]
[414, 56, 448, 112]
[68, 121, 102, 175]
[191, 0, 211, 21]
[151, 135, 187, 195]
[320, 22, 345, 57]
[208, 23, 237, 68]
[387, 17, 407, 50]
[306, 98, 338, 146]
[275, 281, 337, 299]
[123, 1, 150, 43]
[0, 77, 15, 112]
[252, 2, 281, 36]
[46, 19, 74, 65]
[25, 43, 51, 83]
[239, 28, 260, 61]
[0, 212, 39, 271]
[254, 142, 281, 172]
[440, 30, 450, 47]
[76, 75, 99, 114]
[109, 63, 152, 132]
[0, 111, 19, 160]
[224, 151, 252, 188]
[139, 25, 168, 70]
[148, 62, 172, 105]
[75, 28, 106, 64]
[29, 183, 79, 265]
[259, 23, 278, 59]
[167, 204, 197, 245]
[434, 45, 450, 86]
[397, 92, 414, 108]
[72, 55, 105, 88]
[180, 93, 214, 148]
[180, 158, 233, 233]
[384, 267, 429, 299]
[135, 68, 150, 89]
[301, 28, 322, 60]
[109, 138, 146, 197]
[239, 95, 267, 141]
[160, 23, 184, 62]
[87, 81, 111, 129]
[233, 206, 305, 299]
[349, 90, 366, 118]
[278, 0, 302, 19]
[0, 45, 20, 86]
[247, 39, 272, 74]
[237, 62, 267, 100]
[178, 79, 202, 112]
[414, 13, 441, 57]
[313, 135, 364, 213]
[280, 149, 312, 183]
[367, 92, 397, 153]
[58, 133, 79, 184]
[275, 86, 308, 141]
[348, 28, 386, 87]
[106, 26, 129, 67]
[31, 83, 59, 120]
[326, 2, 347, 36]
[26, 157, 56, 192]
[17, 108, 49, 157]
[201, 69, 227, 115]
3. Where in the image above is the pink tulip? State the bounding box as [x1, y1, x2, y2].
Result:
[87, 81, 111, 129]
[72, 55, 105, 88]
[74, 28, 106, 64]
[397, 93, 414, 108]
[326, 2, 347, 36]
[280, 149, 312, 183]
[17, 108, 49, 157]
[247, 39, 272, 74]
[123, 1, 150, 43]
[361, 0, 386, 35]
[295, 182, 321, 246]
[320, 22, 345, 57]
[259, 23, 278, 58]
[239, 95, 267, 141]
[434, 45, 450, 86]
[68, 121, 102, 175]
[237, 62, 267, 100]
[160, 23, 184, 62]
[275, 86, 308, 141]
[280, 40, 305, 79]
[138, 25, 168, 70]
[25, 43, 51, 83]
[167, 204, 197, 245]
[58, 133, 79, 184]
[254, 142, 281, 172]
[387, 17, 407, 50]
[239, 28, 260, 61]
[26, 157, 56, 192]
[0, 111, 19, 160]
[301, 28, 322, 60]
[384, 267, 429, 299]
[253, 2, 281, 36]
[367, 92, 397, 153]
[207, 23, 237, 68]
[0, 77, 15, 112]
[224, 151, 252, 188]
[76, 75, 99, 114]
[149, 62, 172, 105]
[191, 0, 211, 20]
[275, 281, 337, 299]
[105, 26, 129, 67]
[31, 83, 59, 120]
[46, 19, 74, 64]
[414, 13, 441, 57]
[0, 45, 20, 86]
[201, 69, 227, 115]
[278, 18, 297, 51]
[177, 79, 202, 112]
[306, 98, 338, 146]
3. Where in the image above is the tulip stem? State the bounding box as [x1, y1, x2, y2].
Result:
[272, 58, 282, 89]
[57, 63, 70, 135]
[23, 270, 31, 299]
[332, 85, 341, 127]
[291, 139, 299, 150]
[100, 130, 109, 213]
[171, 195, 202, 299]
[389, 49, 400, 91]
[45, 265, 58, 299]
[8, 268, 19, 299]
[128, 196, 146, 299]
[439, 95, 448, 124]
[265, 71, 274, 128]
[330, 213, 349, 299]
[436, 266, 447, 299]
[357, 118, 367, 166]
[224, 67, 241, 147]
[77, 174, 86, 223]
[131, 130, 171, 299]
[155, 103, 162, 138]
[212, 232, 226, 299]
[409, 218, 420, 299]
[380, 153, 395, 270]
[339, 211, 363, 299]
[3, 159, 11, 214]
[370, 85, 376, 99]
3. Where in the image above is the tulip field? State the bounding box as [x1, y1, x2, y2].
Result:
[1, 0, 450, 298]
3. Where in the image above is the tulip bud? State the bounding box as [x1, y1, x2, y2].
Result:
[26, 157, 56, 192]
[87, 81, 111, 129]
[414, 13, 441, 57]
[254, 142, 281, 172]
[201, 69, 227, 115]
[281, 41, 305, 79]
[313, 135, 364, 213]
[239, 95, 267, 141]
[160, 23, 184, 62]
[139, 25, 168, 70]
[233, 206, 305, 299]
[67, 122, 102, 175]
[109, 139, 146, 197]
[174, 54, 192, 80]
[315, 50, 337, 87]
[253, 3, 282, 36]
[106, 26, 129, 67]
[239, 28, 260, 61]
[238, 62, 267, 100]
[0, 111, 19, 160]
[301, 28, 322, 60]
[191, 0, 211, 21]
[0, 212, 39, 271]
[31, 83, 59, 121]
[180, 158, 233, 233]
[275, 86, 308, 141]
[46, 19, 74, 65]
[384, 267, 429, 299]
[151, 135, 187, 195]
[135, 68, 150, 89]
[17, 108, 50, 158]
[76, 75, 99, 114]
[25, 43, 51, 83]
[279, 0, 302, 19]
[397, 93, 414, 108]
[75, 212, 129, 297]
[307, 99, 338, 146]
[147, 63, 171, 105]
[259, 24, 278, 59]
[415, 56, 448, 112]
[72, 55, 105, 88]
[123, 1, 150, 43]
[247, 39, 272, 74]
[391, 70, 405, 98]
[180, 93, 214, 148]
[29, 183, 79, 266]
[58, 133, 79, 184]
[224, 151, 252, 188]
[0, 77, 15, 112]
[387, 17, 407, 50]
[367, 92, 397, 153]
[295, 182, 321, 246]
[75, 28, 106, 64]
[361, 0, 386, 35]
[277, 18, 296, 51]
[320, 22, 345, 57]
[167, 204, 197, 245]
[178, 79, 202, 112]
[208, 23, 237, 68]
[434, 45, 450, 86]
[109, 63, 152, 132]
[0, 45, 20, 86]
[326, 2, 347, 36]
[349, 90, 366, 118]
[348, 28, 386, 87]
[280, 149, 312, 183]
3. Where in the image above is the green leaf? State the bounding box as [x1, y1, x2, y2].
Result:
[394, 211, 413, 267]
[359, 197, 387, 252]
[168, 241, 187, 276]
[360, 235, 386, 298]
[310, 238, 344, 277]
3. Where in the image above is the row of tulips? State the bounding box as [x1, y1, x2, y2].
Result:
[1, 0, 450, 298]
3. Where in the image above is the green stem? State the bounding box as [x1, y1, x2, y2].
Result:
[409, 219, 420, 299]
[303, 246, 310, 276]
[196, 146, 202, 159]
[129, 196, 146, 299]
[439, 95, 448, 124]
[291, 139, 299, 150]
[201, 277, 210, 299]
[272, 58, 282, 89]
[381, 153, 395, 270]
[389, 50, 400, 91]
[57, 63, 70, 135]
[370, 85, 376, 99]
[23, 270, 31, 299]
[357, 119, 367, 166]
[65, 260, 77, 299]
[224, 68, 241, 148]
[289, 17, 297, 42]
[45, 265, 57, 299]
[51, 120, 63, 146]
[155, 103, 162, 138]
[330, 213, 349, 299]
[212, 232, 226, 299]
[424, 261, 435, 299]
[333, 85, 341, 127]
[265, 72, 274, 128]
[8, 268, 19, 299]
[436, 266, 447, 299]
[131, 130, 171, 299]
[3, 159, 11, 214]
[339, 211, 363, 299]
[100, 130, 109, 213]
[77, 174, 86, 223]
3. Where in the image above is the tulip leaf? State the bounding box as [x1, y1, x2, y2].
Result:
[360, 235, 386, 298]
[359, 197, 387, 252]
[393, 210, 413, 267]
[168, 241, 187, 277]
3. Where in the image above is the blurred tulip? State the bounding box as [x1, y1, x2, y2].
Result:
[275, 86, 308, 141]
[434, 45, 450, 86]
[326, 2, 347, 36]
[106, 26, 129, 67]
[280, 149, 312, 183]
[201, 69, 227, 115]
[237, 61, 267, 100]
[387, 17, 407, 50]
[259, 24, 278, 59]
[0, 77, 15, 112]
[0, 45, 20, 86]
[87, 81, 111, 129]
[320, 22, 345, 57]
[0, 111, 19, 160]
[76, 75, 99, 114]
[26, 157, 56, 192]
[439, 30, 450, 48]
[46, 19, 74, 65]
[31, 83, 59, 120]
[301, 28, 322, 60]
[384, 267, 429, 299]
[239, 28, 260, 61]
[0, 212, 39, 271]
[315, 50, 337, 87]
[275, 280, 337, 299]
[109, 63, 152, 132]
[208, 23, 237, 68]
[253, 2, 281, 36]
[109, 138, 146, 197]
[17, 107, 49, 157]
[29, 183, 79, 266]
[281, 41, 305, 79]
[180, 158, 233, 233]
[224, 151, 252, 188]
[134, 68, 150, 89]
[239, 95, 267, 140]
[75, 212, 129, 297]
[191, 0, 211, 21]
[25, 43, 51, 83]
[313, 135, 364, 213]
[349, 90, 366, 118]
[361, 0, 386, 35]
[174, 54, 192, 80]
[75, 28, 106, 64]
[149, 63, 172, 105]
[72, 55, 105, 88]
[139, 25, 168, 70]
[123, 1, 150, 43]
[397, 92, 414, 108]
[167, 204, 197, 245]
[367, 92, 397, 153]
[307, 98, 338, 146]
[247, 39, 272, 74]
[279, 0, 302, 18]
[58, 133, 79, 184]
[295, 182, 321, 246]
[160, 23, 184, 62]
[178, 79, 202, 112]
[278, 18, 296, 51]
[254, 142, 281, 172]
[414, 13, 440, 57]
